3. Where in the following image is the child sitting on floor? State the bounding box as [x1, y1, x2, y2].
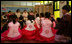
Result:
[18, 15, 26, 29]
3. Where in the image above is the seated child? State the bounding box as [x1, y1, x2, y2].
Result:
[18, 15, 26, 29]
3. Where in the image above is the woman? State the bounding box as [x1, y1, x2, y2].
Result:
[35, 12, 57, 43]
[22, 16, 38, 40]
[55, 5, 71, 43]
[1, 14, 22, 41]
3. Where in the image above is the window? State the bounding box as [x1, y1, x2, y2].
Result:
[21, 2, 26, 6]
[54, 1, 59, 10]
[41, 1, 43, 4]
[69, 1, 71, 7]
[44, 1, 48, 4]
[33, 2, 36, 6]
[27, 2, 32, 6]
[57, 1, 59, 9]
[35, 3, 40, 5]
[49, 1, 53, 3]
[69, 1, 71, 13]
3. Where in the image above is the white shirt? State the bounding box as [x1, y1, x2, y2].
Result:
[25, 20, 35, 31]
[7, 22, 20, 38]
[40, 19, 54, 38]
[35, 17, 40, 28]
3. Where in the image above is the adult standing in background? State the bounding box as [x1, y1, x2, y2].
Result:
[22, 10, 28, 21]
[55, 5, 71, 43]
[15, 9, 21, 19]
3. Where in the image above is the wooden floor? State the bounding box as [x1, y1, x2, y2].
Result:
[1, 38, 48, 43]
[1, 37, 56, 43]
[1, 22, 55, 43]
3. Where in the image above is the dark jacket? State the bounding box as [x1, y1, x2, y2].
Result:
[56, 14, 71, 37]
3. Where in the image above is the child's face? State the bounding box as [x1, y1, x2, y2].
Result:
[62, 9, 67, 15]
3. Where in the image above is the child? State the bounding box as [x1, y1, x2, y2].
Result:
[1, 15, 22, 41]
[7, 11, 12, 20]
[40, 13, 45, 21]
[22, 10, 28, 21]
[22, 16, 38, 40]
[28, 11, 35, 21]
[54, 18, 61, 29]
[2, 12, 7, 24]
[18, 15, 26, 29]
[15, 9, 21, 18]
[35, 14, 40, 28]
[35, 12, 57, 43]
[50, 14, 56, 28]
[34, 11, 38, 18]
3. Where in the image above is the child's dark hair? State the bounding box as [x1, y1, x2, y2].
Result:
[36, 13, 39, 17]
[57, 18, 61, 22]
[28, 15, 35, 21]
[9, 15, 13, 21]
[51, 17, 55, 22]
[16, 9, 20, 13]
[40, 13, 44, 17]
[8, 11, 11, 13]
[62, 5, 71, 12]
[12, 14, 18, 24]
[45, 12, 51, 18]
[19, 15, 24, 20]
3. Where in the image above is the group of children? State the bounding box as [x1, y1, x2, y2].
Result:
[1, 12, 57, 43]
[1, 5, 71, 43]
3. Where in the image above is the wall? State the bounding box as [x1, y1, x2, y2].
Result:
[1, 5, 34, 12]
[1, 1, 41, 12]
